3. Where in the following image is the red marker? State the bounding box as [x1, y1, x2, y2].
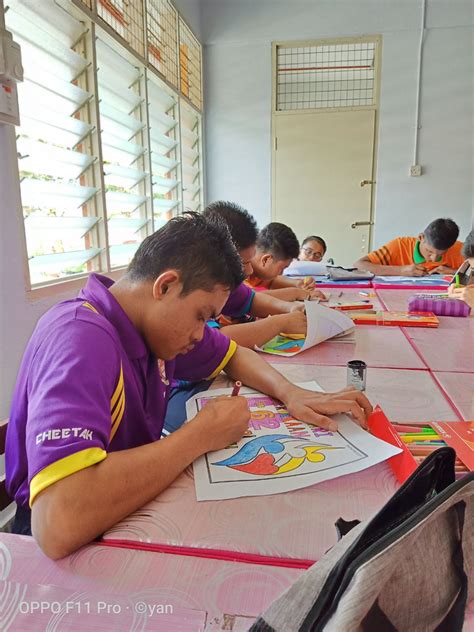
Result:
[231, 381, 242, 396]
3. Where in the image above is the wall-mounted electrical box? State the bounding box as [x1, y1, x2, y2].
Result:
[410, 164, 422, 177]
[0, 28, 23, 126]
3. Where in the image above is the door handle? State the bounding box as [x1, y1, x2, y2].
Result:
[351, 221, 374, 229]
[360, 179, 375, 187]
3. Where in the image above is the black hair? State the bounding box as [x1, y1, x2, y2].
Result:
[301, 235, 327, 254]
[127, 212, 245, 294]
[461, 229, 474, 259]
[202, 201, 258, 251]
[423, 218, 459, 251]
[257, 222, 299, 261]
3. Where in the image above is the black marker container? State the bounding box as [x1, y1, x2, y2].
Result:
[347, 360, 367, 391]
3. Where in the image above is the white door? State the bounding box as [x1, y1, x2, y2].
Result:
[273, 109, 375, 267]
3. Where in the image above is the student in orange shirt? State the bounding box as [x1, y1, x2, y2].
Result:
[448, 229, 474, 309]
[247, 223, 326, 301]
[354, 218, 464, 276]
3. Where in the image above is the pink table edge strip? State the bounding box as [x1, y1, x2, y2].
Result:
[99, 539, 315, 570]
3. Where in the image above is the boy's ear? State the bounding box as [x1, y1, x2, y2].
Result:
[261, 253, 273, 267]
[418, 233, 425, 242]
[152, 270, 181, 299]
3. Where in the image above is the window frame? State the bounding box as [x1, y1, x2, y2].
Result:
[7, 0, 203, 297]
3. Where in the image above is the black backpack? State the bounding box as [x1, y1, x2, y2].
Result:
[251, 448, 473, 632]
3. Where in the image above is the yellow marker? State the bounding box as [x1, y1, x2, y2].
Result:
[304, 276, 313, 284]
[455, 274, 461, 288]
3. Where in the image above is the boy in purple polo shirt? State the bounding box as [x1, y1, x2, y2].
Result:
[202, 201, 315, 349]
[6, 213, 371, 559]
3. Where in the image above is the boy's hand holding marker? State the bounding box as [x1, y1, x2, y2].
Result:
[279, 310, 307, 336]
[297, 276, 317, 291]
[193, 390, 250, 452]
[448, 283, 474, 308]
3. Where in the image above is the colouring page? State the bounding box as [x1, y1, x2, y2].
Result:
[257, 301, 354, 356]
[186, 382, 401, 501]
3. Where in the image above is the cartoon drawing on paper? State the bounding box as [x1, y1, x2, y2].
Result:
[213, 435, 339, 475]
[187, 383, 402, 501]
[260, 336, 305, 355]
[256, 302, 354, 357]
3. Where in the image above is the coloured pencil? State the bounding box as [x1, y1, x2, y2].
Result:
[391, 423, 431, 433]
[400, 434, 441, 443]
[231, 381, 242, 397]
[398, 427, 438, 435]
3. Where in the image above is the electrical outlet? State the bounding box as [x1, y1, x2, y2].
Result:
[410, 165, 422, 177]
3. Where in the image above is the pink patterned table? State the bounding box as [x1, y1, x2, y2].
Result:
[432, 372, 474, 420]
[103, 461, 398, 564]
[376, 289, 411, 312]
[403, 321, 474, 373]
[376, 290, 474, 373]
[101, 365, 459, 563]
[269, 364, 460, 422]
[0, 533, 302, 631]
[268, 326, 425, 369]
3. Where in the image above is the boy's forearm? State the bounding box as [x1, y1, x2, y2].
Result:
[268, 275, 297, 289]
[261, 287, 300, 301]
[355, 259, 401, 275]
[250, 292, 293, 316]
[32, 421, 208, 559]
[218, 314, 289, 348]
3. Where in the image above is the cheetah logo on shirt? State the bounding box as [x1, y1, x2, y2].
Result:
[36, 428, 94, 444]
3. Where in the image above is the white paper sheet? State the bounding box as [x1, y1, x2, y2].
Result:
[256, 301, 354, 357]
[283, 260, 328, 276]
[186, 382, 401, 501]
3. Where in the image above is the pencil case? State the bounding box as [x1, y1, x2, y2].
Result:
[408, 296, 471, 317]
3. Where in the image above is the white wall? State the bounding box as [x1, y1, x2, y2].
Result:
[0, 124, 81, 418]
[172, 0, 202, 40]
[1, 0, 473, 416]
[0, 0, 204, 419]
[202, 0, 473, 243]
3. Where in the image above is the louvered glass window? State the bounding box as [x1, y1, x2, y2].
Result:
[96, 36, 151, 268]
[6, 0, 102, 286]
[180, 101, 203, 213]
[6, 0, 204, 290]
[147, 73, 181, 229]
